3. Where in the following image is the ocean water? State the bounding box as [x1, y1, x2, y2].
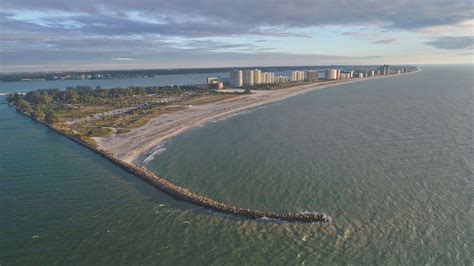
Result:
[1, 65, 472, 265]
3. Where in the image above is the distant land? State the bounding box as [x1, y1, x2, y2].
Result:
[0, 65, 413, 82]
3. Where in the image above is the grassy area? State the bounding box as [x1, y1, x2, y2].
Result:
[70, 123, 113, 137]
[70, 93, 239, 137]
[55, 105, 113, 119]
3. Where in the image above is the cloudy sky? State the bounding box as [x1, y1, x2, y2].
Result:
[1, 0, 473, 72]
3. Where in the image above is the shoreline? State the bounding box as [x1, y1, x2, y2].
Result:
[6, 69, 419, 223]
[10, 107, 332, 223]
[95, 70, 420, 165]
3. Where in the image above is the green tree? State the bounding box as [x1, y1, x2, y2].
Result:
[17, 99, 32, 113]
[44, 110, 60, 124]
[32, 104, 45, 119]
[65, 89, 79, 104]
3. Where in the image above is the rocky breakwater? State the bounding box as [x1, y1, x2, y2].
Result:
[13, 106, 332, 223]
[102, 151, 332, 223]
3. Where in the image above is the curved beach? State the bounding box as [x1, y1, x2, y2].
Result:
[95, 73, 417, 165]
[8, 69, 419, 223]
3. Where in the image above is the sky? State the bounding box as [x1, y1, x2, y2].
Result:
[0, 0, 473, 72]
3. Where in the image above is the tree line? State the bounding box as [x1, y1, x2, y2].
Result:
[6, 84, 202, 124]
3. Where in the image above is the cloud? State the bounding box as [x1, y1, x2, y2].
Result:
[343, 31, 401, 45]
[424, 36, 474, 50]
[1, 0, 473, 70]
[0, 48, 382, 72]
[371, 38, 400, 45]
[2, 0, 473, 37]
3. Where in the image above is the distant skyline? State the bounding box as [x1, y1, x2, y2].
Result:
[1, 0, 473, 72]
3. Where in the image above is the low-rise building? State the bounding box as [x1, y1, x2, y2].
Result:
[207, 82, 224, 90]
[207, 76, 220, 84]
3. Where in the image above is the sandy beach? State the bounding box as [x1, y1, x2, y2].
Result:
[94, 72, 416, 164]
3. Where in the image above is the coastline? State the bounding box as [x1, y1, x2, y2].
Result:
[95, 70, 420, 165]
[10, 107, 332, 223]
[5, 69, 419, 223]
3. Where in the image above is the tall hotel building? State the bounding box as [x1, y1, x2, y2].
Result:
[291, 71, 305, 81]
[252, 69, 262, 85]
[229, 70, 243, 87]
[305, 70, 319, 82]
[263, 72, 275, 84]
[325, 69, 338, 80]
[378, 65, 390, 75]
[243, 70, 254, 86]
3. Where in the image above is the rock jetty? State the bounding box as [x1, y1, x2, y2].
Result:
[16, 108, 332, 223]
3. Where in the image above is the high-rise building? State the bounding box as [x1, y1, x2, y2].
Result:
[291, 71, 305, 82]
[229, 70, 243, 87]
[275, 76, 289, 83]
[378, 65, 390, 75]
[305, 70, 319, 82]
[252, 69, 262, 85]
[336, 69, 341, 79]
[262, 72, 275, 84]
[325, 69, 338, 80]
[243, 70, 254, 86]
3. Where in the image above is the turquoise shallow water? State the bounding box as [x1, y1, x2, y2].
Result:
[1, 66, 473, 265]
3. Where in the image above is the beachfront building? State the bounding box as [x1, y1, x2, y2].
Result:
[275, 75, 289, 83]
[368, 70, 375, 77]
[305, 70, 319, 82]
[378, 65, 390, 76]
[229, 70, 243, 87]
[252, 69, 262, 85]
[290, 71, 305, 82]
[206, 76, 224, 89]
[340, 72, 350, 79]
[262, 72, 275, 84]
[325, 69, 338, 80]
[243, 70, 254, 86]
[207, 82, 224, 90]
[207, 76, 220, 84]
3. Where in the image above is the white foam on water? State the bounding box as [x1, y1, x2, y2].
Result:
[141, 143, 167, 165]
